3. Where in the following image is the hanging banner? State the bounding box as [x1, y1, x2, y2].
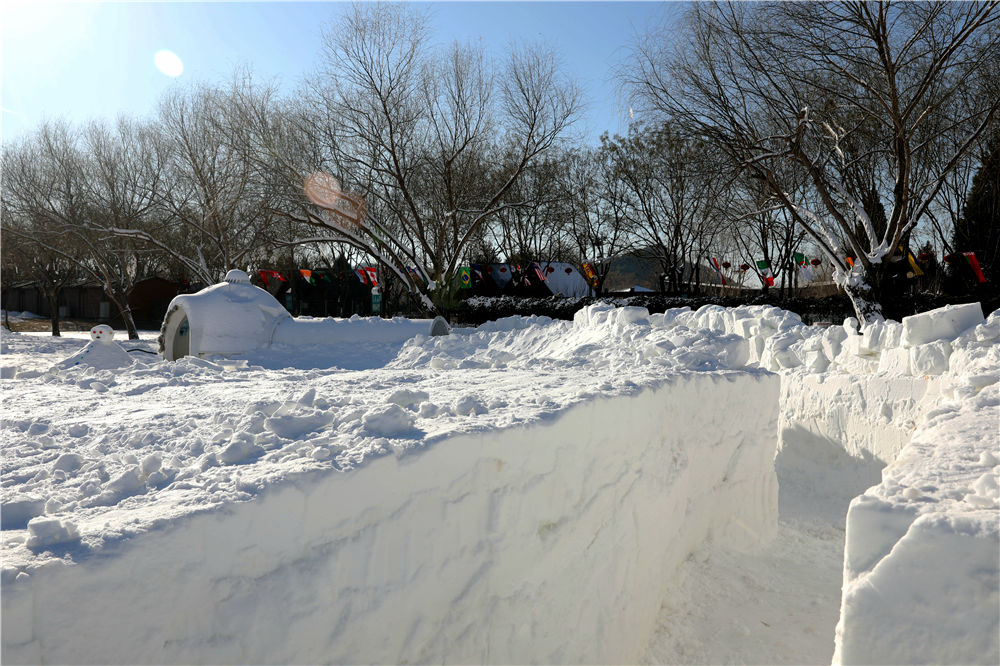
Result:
[259, 270, 270, 286]
[458, 266, 472, 289]
[756, 260, 775, 287]
[793, 252, 807, 265]
[581, 262, 599, 287]
[355, 269, 368, 284]
[845, 257, 855, 268]
[364, 267, 378, 287]
[964, 252, 987, 283]
[711, 257, 728, 286]
[299, 269, 314, 284]
[906, 254, 925, 277]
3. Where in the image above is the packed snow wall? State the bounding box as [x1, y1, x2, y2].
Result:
[768, 304, 999, 666]
[1, 371, 779, 665]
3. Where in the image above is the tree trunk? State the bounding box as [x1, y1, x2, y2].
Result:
[106, 289, 139, 340]
[45, 289, 61, 337]
[842, 276, 885, 325]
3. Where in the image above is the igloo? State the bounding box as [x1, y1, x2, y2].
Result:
[159, 270, 447, 361]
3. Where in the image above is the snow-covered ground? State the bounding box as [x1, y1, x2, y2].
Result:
[1, 292, 997, 664]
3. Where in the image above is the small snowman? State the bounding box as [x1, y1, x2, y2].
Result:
[90, 324, 115, 342]
[53, 325, 133, 371]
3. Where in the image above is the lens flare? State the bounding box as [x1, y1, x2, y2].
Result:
[304, 172, 366, 227]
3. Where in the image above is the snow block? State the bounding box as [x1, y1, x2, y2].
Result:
[900, 302, 984, 347]
[834, 382, 1000, 665]
[1, 372, 780, 665]
[909, 340, 952, 376]
[877, 347, 911, 376]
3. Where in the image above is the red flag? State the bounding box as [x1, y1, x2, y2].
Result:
[964, 252, 987, 284]
[711, 257, 728, 286]
[258, 270, 286, 285]
[364, 267, 378, 287]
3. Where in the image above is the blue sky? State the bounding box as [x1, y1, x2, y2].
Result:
[1, 1, 682, 146]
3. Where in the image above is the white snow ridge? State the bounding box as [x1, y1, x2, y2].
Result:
[1, 301, 997, 665]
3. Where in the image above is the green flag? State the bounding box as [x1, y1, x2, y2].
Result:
[793, 252, 806, 265]
[756, 260, 775, 286]
[459, 266, 472, 289]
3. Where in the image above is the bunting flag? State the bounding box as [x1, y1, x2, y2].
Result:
[581, 262, 599, 287]
[299, 269, 314, 284]
[458, 266, 471, 289]
[906, 253, 925, 277]
[355, 269, 368, 284]
[364, 267, 378, 287]
[756, 260, 775, 286]
[845, 257, 855, 268]
[797, 256, 814, 282]
[259, 270, 286, 286]
[964, 252, 987, 283]
[711, 257, 728, 286]
[405, 266, 425, 285]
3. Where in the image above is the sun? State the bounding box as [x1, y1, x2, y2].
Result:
[154, 50, 184, 77]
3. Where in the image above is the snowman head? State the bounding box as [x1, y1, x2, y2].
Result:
[90, 325, 115, 342]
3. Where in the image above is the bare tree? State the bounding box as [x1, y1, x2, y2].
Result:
[0, 210, 78, 336]
[1, 123, 148, 336]
[149, 84, 281, 283]
[626, 1, 1000, 322]
[284, 2, 582, 311]
[604, 123, 730, 294]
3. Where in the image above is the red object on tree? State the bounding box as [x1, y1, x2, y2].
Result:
[721, 261, 731, 269]
[918, 252, 932, 262]
[739, 263, 750, 271]
[964, 252, 987, 283]
[810, 258, 822, 266]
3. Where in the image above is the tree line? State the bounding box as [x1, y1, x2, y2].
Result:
[3, 2, 997, 336]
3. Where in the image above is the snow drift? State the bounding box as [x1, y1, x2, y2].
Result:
[2, 300, 997, 665]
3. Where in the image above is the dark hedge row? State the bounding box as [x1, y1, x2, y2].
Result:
[452, 290, 999, 327]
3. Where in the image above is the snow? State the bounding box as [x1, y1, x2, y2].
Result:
[1, 290, 997, 665]
[900, 301, 985, 347]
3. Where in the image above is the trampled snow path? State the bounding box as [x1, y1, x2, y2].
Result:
[642, 421, 881, 664]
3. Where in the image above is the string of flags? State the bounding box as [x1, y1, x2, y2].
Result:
[255, 248, 985, 294]
[944, 252, 987, 283]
